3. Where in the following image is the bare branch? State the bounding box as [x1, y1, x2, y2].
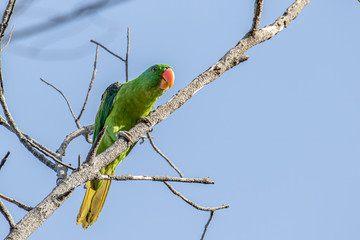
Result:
[250, 0, 264, 34]
[78, 155, 82, 170]
[56, 124, 94, 157]
[90, 39, 125, 62]
[0, 93, 57, 171]
[77, 45, 98, 123]
[5, 1, 309, 238]
[0, 199, 15, 229]
[164, 182, 229, 211]
[146, 131, 221, 238]
[1, 114, 58, 158]
[22, 133, 61, 159]
[201, 211, 215, 240]
[91, 28, 129, 82]
[0, 0, 17, 92]
[1, 114, 61, 164]
[0, 0, 16, 40]
[147, 132, 184, 178]
[8, 129, 75, 171]
[40, 78, 77, 123]
[85, 126, 107, 165]
[0, 114, 7, 125]
[40, 45, 96, 145]
[0, 151, 10, 171]
[0, 193, 33, 211]
[97, 174, 214, 184]
[29, 140, 76, 170]
[125, 27, 130, 82]
[1, 24, 14, 51]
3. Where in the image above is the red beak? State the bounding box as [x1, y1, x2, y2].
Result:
[160, 68, 175, 90]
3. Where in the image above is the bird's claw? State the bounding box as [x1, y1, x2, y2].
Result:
[117, 131, 134, 145]
[137, 116, 153, 132]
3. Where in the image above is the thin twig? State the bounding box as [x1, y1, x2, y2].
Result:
[26, 139, 76, 170]
[147, 132, 184, 178]
[164, 182, 229, 211]
[1, 24, 14, 51]
[250, 0, 264, 34]
[97, 174, 214, 184]
[22, 133, 61, 159]
[77, 45, 98, 123]
[0, 151, 10, 171]
[200, 211, 215, 240]
[85, 126, 106, 165]
[0, 199, 15, 229]
[0, 114, 7, 125]
[90, 39, 125, 62]
[78, 155, 82, 170]
[0, 114, 61, 160]
[125, 27, 129, 82]
[0, 193, 33, 211]
[40, 78, 77, 123]
[0, 0, 16, 40]
[0, 93, 57, 171]
[0, 0, 17, 92]
[56, 124, 94, 157]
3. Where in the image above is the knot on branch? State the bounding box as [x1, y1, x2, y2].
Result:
[212, 64, 223, 75]
[55, 188, 74, 203]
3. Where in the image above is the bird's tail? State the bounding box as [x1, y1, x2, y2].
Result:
[76, 178, 112, 229]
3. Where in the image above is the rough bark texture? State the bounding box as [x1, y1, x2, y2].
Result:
[5, 0, 309, 239]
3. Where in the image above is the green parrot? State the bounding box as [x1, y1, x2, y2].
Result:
[77, 64, 175, 229]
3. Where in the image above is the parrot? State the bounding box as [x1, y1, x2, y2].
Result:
[76, 64, 175, 229]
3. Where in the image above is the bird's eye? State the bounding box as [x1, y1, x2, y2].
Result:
[151, 67, 157, 72]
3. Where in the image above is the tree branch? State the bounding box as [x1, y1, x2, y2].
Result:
[40, 78, 77, 123]
[250, 0, 264, 34]
[201, 211, 215, 240]
[1, 24, 14, 51]
[147, 132, 184, 178]
[41, 44, 98, 144]
[164, 182, 229, 211]
[85, 126, 106, 165]
[90, 39, 125, 62]
[0, 0, 16, 40]
[125, 27, 130, 82]
[96, 174, 214, 184]
[0, 193, 33, 212]
[0, 151, 10, 171]
[0, 0, 16, 92]
[0, 199, 15, 229]
[28, 140, 76, 171]
[0, 93, 57, 171]
[56, 124, 94, 157]
[0, 114, 60, 171]
[5, 1, 310, 238]
[76, 45, 98, 124]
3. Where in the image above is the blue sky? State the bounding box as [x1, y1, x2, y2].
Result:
[1, 0, 360, 239]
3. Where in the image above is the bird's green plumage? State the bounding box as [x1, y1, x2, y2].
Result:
[77, 64, 174, 229]
[92, 81, 122, 144]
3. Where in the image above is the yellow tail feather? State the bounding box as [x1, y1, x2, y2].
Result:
[76, 179, 112, 229]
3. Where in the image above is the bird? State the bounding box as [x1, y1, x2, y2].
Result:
[77, 64, 175, 229]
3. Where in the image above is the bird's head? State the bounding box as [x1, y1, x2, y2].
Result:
[139, 64, 175, 93]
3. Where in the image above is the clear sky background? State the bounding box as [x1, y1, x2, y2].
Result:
[1, 0, 360, 239]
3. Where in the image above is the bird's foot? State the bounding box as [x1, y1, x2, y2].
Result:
[137, 116, 153, 131]
[117, 131, 134, 145]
